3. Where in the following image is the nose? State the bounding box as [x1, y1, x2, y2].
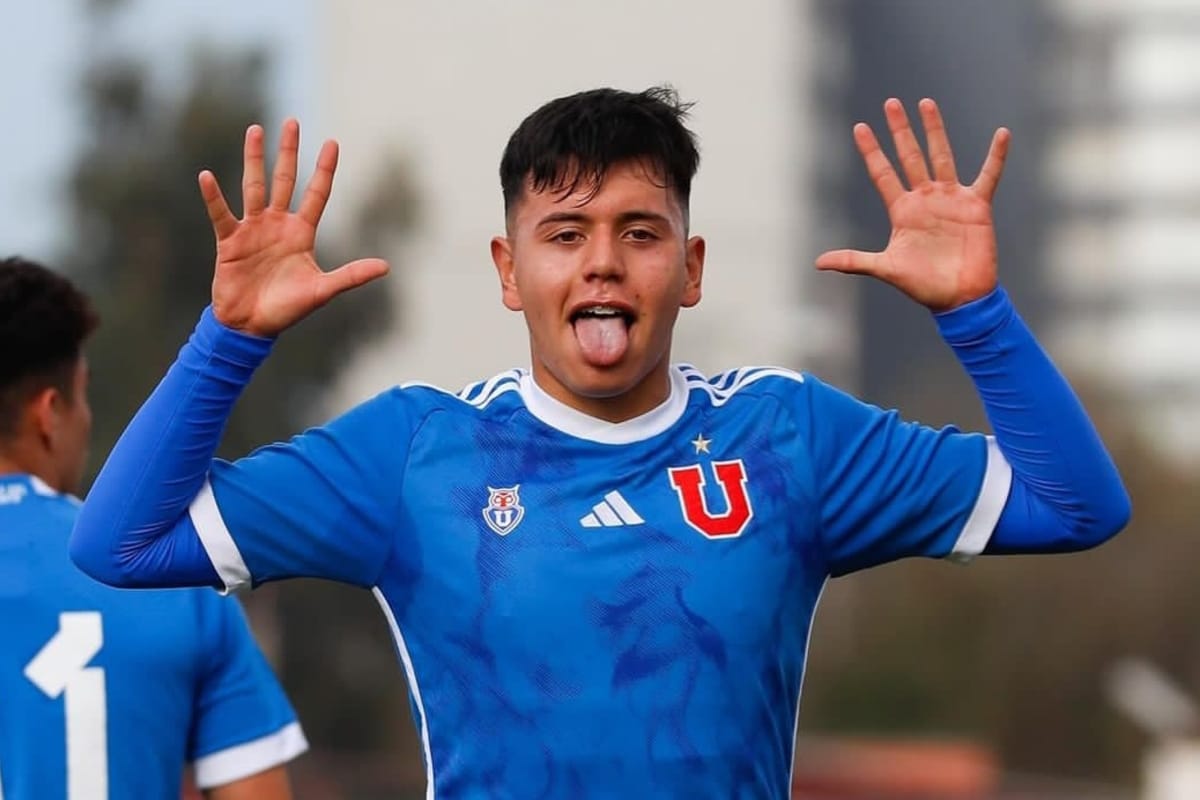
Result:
[583, 232, 624, 283]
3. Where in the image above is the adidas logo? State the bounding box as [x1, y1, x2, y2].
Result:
[580, 491, 644, 528]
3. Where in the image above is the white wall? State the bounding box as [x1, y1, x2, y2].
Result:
[316, 1, 817, 404]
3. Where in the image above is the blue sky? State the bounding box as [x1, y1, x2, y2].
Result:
[0, 0, 312, 259]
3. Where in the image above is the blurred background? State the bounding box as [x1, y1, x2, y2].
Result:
[4, 0, 1200, 797]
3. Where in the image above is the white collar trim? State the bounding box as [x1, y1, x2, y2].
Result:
[29, 475, 59, 497]
[0, 473, 59, 497]
[518, 367, 689, 444]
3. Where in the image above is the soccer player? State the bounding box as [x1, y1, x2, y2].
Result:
[0, 257, 306, 798]
[71, 89, 1130, 798]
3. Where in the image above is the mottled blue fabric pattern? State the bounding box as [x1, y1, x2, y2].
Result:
[204, 366, 989, 798]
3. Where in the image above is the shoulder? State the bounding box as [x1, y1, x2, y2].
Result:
[675, 366, 874, 436]
[314, 370, 523, 435]
[677, 364, 809, 408]
[189, 588, 254, 645]
[381, 369, 527, 423]
[5, 477, 81, 528]
[403, 368, 524, 410]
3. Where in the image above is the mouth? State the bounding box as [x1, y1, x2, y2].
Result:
[569, 304, 635, 367]
[569, 304, 636, 327]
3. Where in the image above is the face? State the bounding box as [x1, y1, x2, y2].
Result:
[491, 161, 705, 422]
[51, 358, 92, 495]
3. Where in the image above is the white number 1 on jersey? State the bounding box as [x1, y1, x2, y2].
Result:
[0, 612, 108, 800]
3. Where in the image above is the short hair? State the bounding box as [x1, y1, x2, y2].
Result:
[0, 257, 99, 437]
[499, 86, 700, 221]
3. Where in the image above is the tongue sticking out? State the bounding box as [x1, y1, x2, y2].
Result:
[574, 316, 630, 366]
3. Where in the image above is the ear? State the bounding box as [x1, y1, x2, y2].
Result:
[27, 386, 60, 445]
[491, 236, 523, 312]
[681, 235, 705, 308]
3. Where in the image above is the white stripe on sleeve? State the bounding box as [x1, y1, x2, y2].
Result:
[193, 721, 308, 789]
[189, 479, 253, 594]
[947, 437, 1013, 564]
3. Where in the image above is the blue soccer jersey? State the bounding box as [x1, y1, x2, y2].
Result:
[186, 365, 1010, 798]
[0, 474, 306, 799]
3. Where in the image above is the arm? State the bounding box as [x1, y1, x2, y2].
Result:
[816, 98, 1129, 558]
[70, 308, 269, 588]
[934, 287, 1130, 554]
[70, 119, 389, 587]
[189, 595, 308, 796]
[205, 765, 292, 800]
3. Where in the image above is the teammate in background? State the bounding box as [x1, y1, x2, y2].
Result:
[0, 257, 306, 799]
[71, 89, 1130, 798]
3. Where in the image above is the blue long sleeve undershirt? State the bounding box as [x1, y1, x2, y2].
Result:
[71, 307, 271, 588]
[69, 287, 1130, 589]
[933, 288, 1130, 553]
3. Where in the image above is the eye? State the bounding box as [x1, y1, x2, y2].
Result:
[552, 230, 583, 244]
[625, 228, 658, 242]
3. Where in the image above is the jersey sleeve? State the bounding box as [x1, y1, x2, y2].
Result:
[188, 593, 307, 790]
[800, 375, 1012, 576]
[188, 387, 420, 592]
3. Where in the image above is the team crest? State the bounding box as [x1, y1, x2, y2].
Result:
[483, 485, 525, 536]
[667, 460, 754, 539]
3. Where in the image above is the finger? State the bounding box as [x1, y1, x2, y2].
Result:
[242, 124, 267, 217]
[971, 127, 1011, 202]
[814, 248, 885, 277]
[297, 139, 339, 228]
[198, 170, 238, 240]
[918, 98, 958, 184]
[883, 98, 931, 188]
[315, 258, 390, 305]
[269, 118, 300, 212]
[853, 123, 905, 209]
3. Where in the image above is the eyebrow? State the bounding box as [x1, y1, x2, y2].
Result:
[534, 209, 673, 228]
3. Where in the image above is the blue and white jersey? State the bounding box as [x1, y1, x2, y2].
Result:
[188, 364, 1010, 799]
[0, 474, 306, 799]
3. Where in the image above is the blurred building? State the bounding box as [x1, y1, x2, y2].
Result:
[814, 0, 1200, 465]
[1041, 0, 1200, 463]
[815, 0, 1053, 402]
[314, 0, 1200, 461]
[317, 0, 843, 405]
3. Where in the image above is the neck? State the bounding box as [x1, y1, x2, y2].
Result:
[0, 446, 61, 492]
[530, 362, 673, 423]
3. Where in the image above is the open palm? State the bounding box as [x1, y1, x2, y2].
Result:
[200, 120, 389, 337]
[817, 98, 1010, 312]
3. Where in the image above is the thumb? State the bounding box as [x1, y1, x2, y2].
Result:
[814, 249, 884, 276]
[315, 258, 390, 305]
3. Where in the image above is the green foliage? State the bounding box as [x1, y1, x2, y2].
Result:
[65, 48, 403, 460]
[62, 37, 422, 788]
[801, 362, 1200, 785]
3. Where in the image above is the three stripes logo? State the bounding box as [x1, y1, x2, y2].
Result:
[580, 491, 644, 528]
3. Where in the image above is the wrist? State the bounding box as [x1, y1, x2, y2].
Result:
[933, 286, 1014, 345]
[194, 306, 276, 368]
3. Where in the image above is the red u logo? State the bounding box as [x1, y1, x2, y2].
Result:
[667, 459, 754, 538]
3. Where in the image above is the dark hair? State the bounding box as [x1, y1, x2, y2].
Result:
[499, 86, 700, 221]
[0, 257, 98, 437]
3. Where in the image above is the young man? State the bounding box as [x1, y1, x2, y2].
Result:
[0, 258, 306, 798]
[72, 88, 1130, 798]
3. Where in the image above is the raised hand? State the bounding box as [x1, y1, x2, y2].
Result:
[816, 98, 1010, 312]
[199, 120, 389, 337]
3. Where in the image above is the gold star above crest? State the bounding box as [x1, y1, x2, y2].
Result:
[691, 433, 712, 454]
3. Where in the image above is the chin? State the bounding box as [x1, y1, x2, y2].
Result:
[564, 361, 654, 400]
[560, 373, 630, 399]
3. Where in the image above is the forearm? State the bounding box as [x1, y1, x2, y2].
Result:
[70, 307, 270, 586]
[204, 766, 293, 800]
[935, 287, 1131, 552]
